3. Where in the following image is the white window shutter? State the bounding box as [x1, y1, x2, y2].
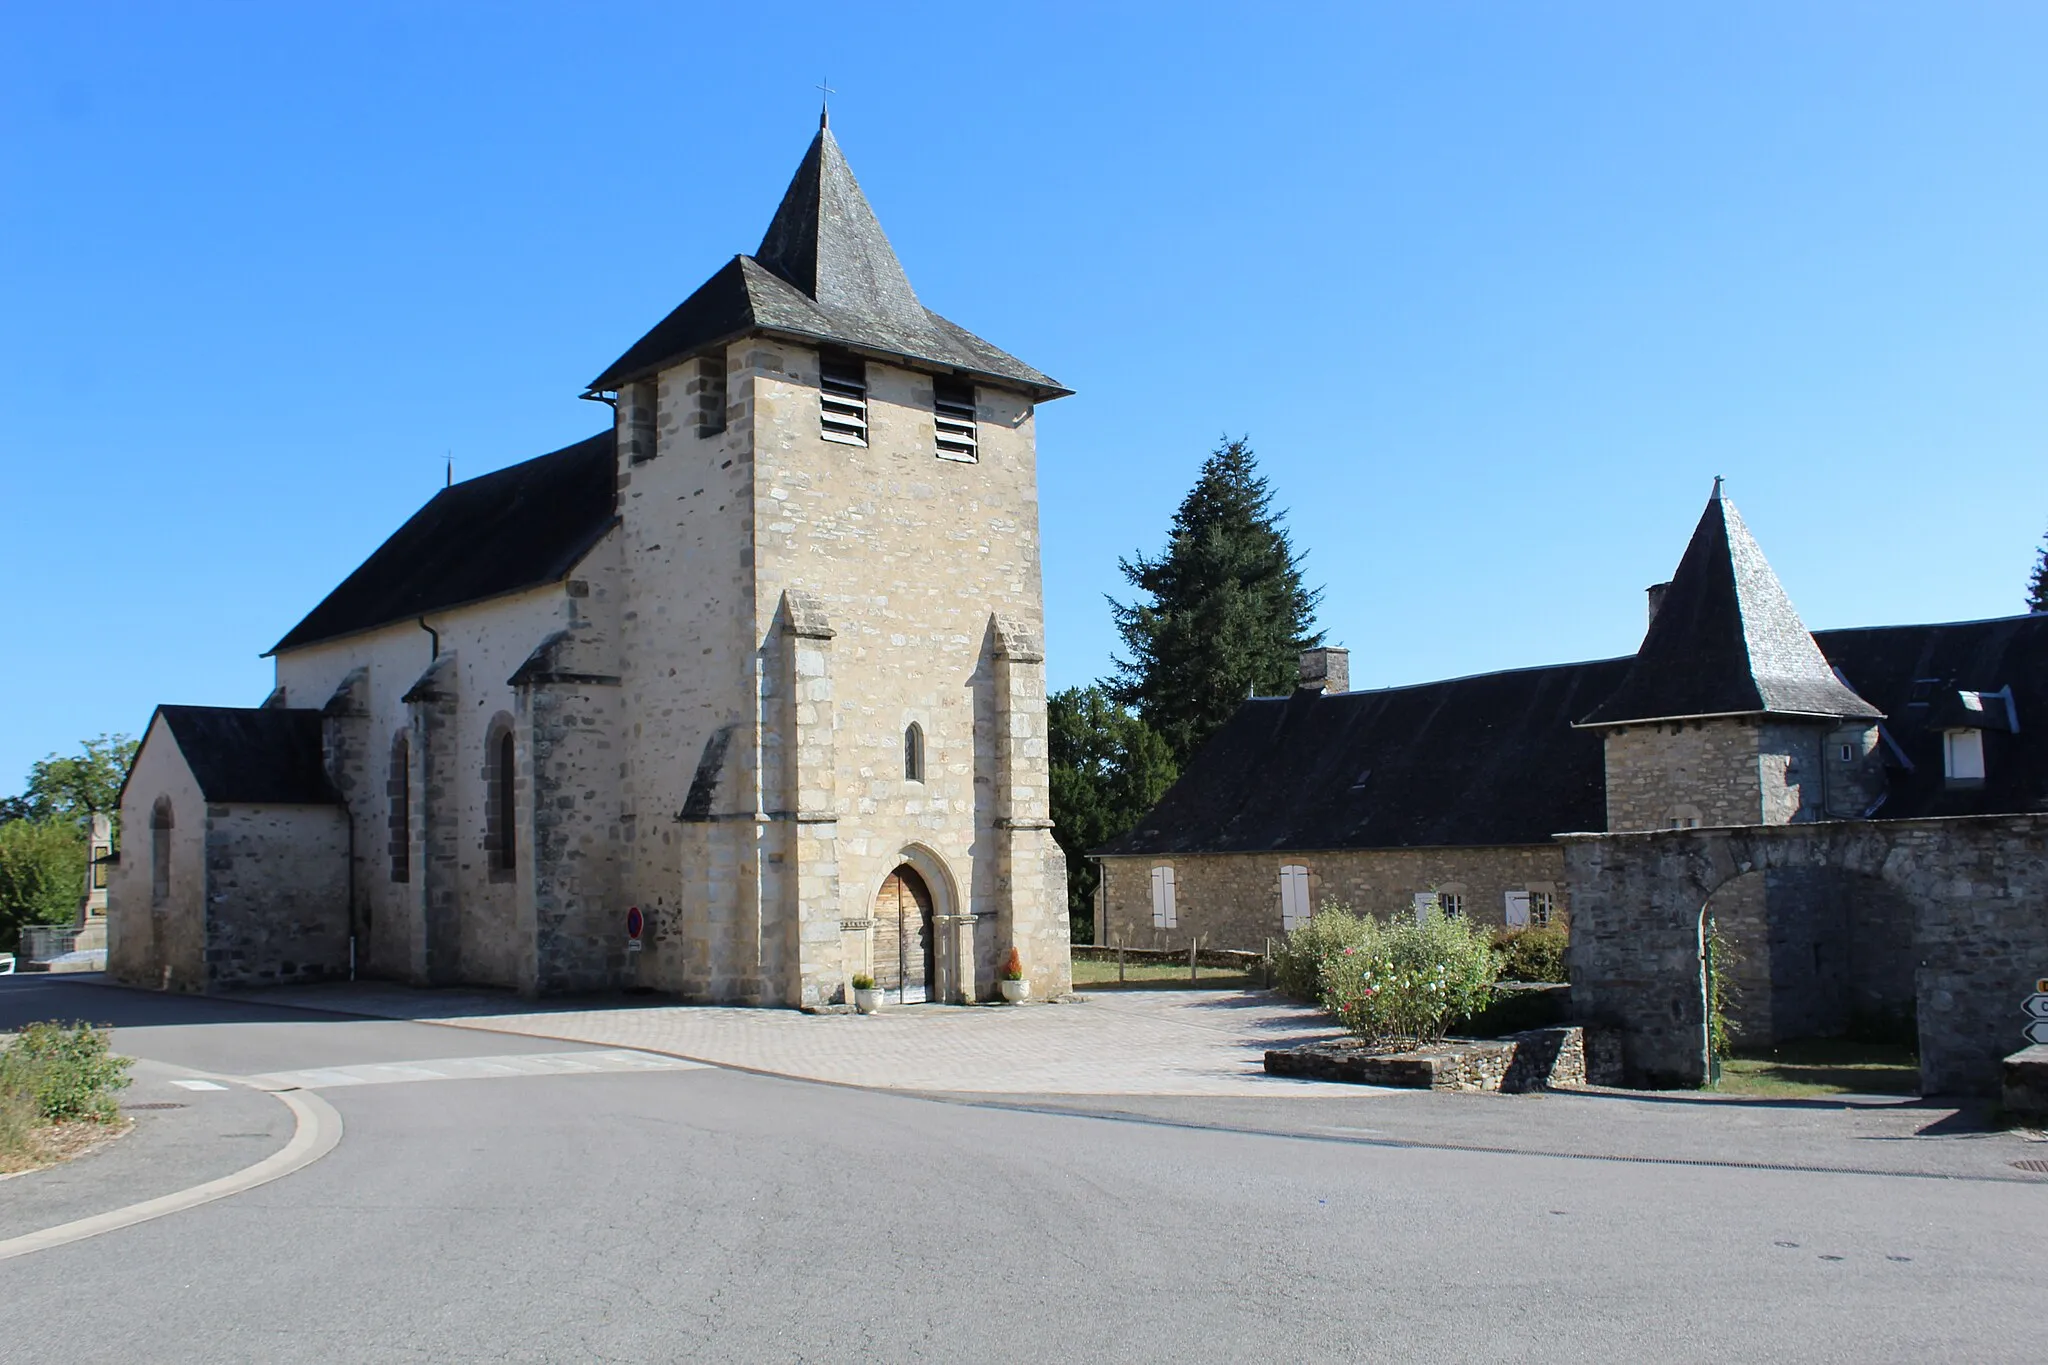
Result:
[1505, 891, 1531, 927]
[1279, 866, 1309, 932]
[1412, 891, 1436, 925]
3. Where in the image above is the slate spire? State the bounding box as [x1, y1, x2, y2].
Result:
[753, 125, 929, 336]
[1580, 483, 1881, 726]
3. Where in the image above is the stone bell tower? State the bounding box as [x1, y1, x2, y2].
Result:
[584, 113, 1075, 1008]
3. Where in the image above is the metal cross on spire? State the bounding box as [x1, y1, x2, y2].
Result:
[816, 77, 836, 129]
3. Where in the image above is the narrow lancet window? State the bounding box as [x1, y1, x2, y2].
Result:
[904, 723, 925, 783]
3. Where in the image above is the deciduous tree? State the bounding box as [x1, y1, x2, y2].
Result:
[1048, 686, 1177, 940]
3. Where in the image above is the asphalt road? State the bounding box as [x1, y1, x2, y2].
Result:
[2, 978, 2043, 1363]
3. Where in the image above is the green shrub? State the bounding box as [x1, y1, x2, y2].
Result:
[1320, 909, 1500, 1047]
[1493, 924, 1569, 983]
[0, 1087, 37, 1169]
[0, 1022, 132, 1123]
[1270, 904, 1370, 1002]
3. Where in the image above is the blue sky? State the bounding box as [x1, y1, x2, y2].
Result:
[5, 2, 2046, 788]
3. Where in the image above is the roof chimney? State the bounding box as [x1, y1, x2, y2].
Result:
[1645, 581, 1672, 627]
[1298, 647, 1349, 695]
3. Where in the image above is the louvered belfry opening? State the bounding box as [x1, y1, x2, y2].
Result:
[872, 865, 935, 1003]
[819, 350, 868, 446]
[933, 377, 977, 461]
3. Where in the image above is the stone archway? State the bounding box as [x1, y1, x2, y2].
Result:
[867, 846, 975, 1005]
[1561, 814, 2048, 1094]
[872, 865, 935, 1004]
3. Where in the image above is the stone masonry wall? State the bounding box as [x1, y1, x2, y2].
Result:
[1565, 815, 2048, 1093]
[1098, 845, 1570, 953]
[201, 804, 351, 990]
[1603, 719, 1766, 831]
[107, 713, 208, 992]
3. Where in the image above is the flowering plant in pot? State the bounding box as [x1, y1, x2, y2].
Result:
[998, 948, 1029, 1003]
[850, 973, 880, 1014]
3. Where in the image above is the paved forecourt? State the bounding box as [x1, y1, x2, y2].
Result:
[236, 984, 1365, 1096]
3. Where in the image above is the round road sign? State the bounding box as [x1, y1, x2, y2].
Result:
[626, 906, 645, 939]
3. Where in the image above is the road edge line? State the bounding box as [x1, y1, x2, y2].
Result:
[0, 1087, 344, 1262]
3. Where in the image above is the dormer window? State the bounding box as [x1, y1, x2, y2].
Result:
[820, 353, 868, 446]
[1943, 728, 1986, 785]
[934, 378, 977, 462]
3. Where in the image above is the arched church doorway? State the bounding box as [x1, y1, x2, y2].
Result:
[873, 865, 936, 1004]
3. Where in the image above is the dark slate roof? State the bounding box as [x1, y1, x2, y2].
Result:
[1097, 658, 1633, 856]
[1814, 614, 2048, 819]
[156, 706, 337, 805]
[587, 124, 1067, 399]
[1581, 489, 1880, 726]
[1100, 615, 2048, 858]
[270, 431, 616, 654]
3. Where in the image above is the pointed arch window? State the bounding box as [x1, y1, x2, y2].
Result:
[150, 797, 174, 905]
[904, 723, 925, 783]
[485, 721, 517, 877]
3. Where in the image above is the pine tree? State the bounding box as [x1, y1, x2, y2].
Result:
[1048, 686, 1178, 939]
[2029, 527, 2048, 614]
[1109, 437, 1323, 762]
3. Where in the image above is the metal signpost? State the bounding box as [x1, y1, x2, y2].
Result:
[2023, 980, 2048, 1046]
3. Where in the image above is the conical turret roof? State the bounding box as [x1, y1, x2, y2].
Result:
[588, 122, 1066, 399]
[1580, 485, 1882, 726]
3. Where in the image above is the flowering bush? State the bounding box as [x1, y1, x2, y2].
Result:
[1319, 909, 1498, 1047]
[1270, 904, 1370, 1002]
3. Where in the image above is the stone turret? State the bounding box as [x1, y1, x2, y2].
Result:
[1579, 483, 1884, 831]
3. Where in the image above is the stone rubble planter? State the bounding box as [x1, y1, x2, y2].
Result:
[1264, 1026, 1592, 1092]
[999, 979, 1029, 1003]
[2004, 1045, 2048, 1121]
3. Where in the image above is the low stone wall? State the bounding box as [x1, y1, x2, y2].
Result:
[2005, 1046, 2048, 1121]
[1265, 1026, 1589, 1092]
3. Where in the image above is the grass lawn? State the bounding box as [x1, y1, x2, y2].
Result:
[1071, 960, 1254, 991]
[1715, 1038, 1919, 1098]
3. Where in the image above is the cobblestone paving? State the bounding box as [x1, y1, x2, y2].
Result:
[238, 986, 1368, 1096]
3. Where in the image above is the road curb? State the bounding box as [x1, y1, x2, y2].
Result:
[0, 1086, 344, 1262]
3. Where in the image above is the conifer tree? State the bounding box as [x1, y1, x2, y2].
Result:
[2029, 526, 2048, 614]
[1109, 437, 1323, 763]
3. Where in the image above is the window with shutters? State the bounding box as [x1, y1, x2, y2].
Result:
[1149, 865, 1177, 929]
[1528, 890, 1557, 927]
[819, 352, 868, 446]
[1438, 892, 1464, 919]
[1278, 865, 1311, 932]
[934, 377, 977, 462]
[1943, 728, 1985, 784]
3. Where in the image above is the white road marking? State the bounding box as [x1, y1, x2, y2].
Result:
[169, 1079, 229, 1092]
[244, 1049, 706, 1091]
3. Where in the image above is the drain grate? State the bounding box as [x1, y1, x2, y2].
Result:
[124, 1102, 187, 1111]
[2012, 1159, 2048, 1174]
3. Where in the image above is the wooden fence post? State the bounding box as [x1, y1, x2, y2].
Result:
[1190, 937, 1199, 983]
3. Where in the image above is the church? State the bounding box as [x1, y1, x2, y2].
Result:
[108, 116, 1075, 1007]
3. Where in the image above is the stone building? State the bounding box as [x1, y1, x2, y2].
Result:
[108, 116, 1074, 1006]
[1097, 484, 2048, 1069]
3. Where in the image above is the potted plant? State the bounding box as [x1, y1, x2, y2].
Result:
[998, 948, 1029, 1003]
[851, 973, 880, 1014]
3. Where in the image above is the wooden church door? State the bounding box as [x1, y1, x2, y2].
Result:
[872, 866, 935, 1003]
